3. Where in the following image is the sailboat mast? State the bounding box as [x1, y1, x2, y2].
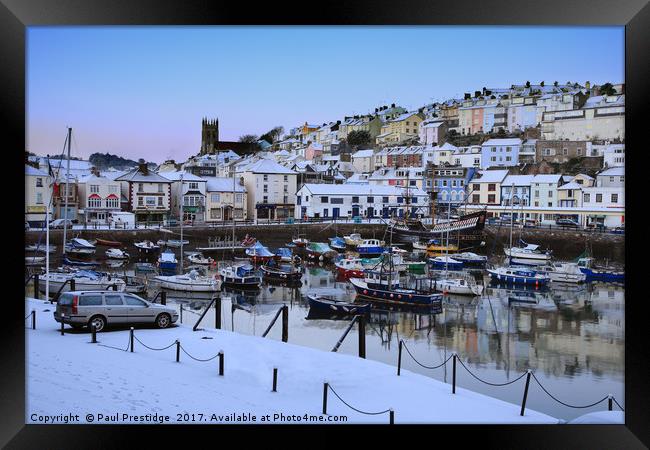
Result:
[232, 157, 236, 257]
[180, 172, 184, 273]
[62, 127, 72, 254]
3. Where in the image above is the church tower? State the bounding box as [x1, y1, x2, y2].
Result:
[200, 117, 219, 154]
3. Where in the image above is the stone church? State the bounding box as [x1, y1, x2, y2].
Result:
[199, 117, 259, 156]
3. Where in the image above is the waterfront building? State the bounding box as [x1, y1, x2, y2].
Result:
[500, 174, 534, 206]
[237, 159, 297, 221]
[295, 183, 430, 219]
[480, 138, 522, 169]
[115, 164, 172, 223]
[432, 166, 476, 208]
[368, 166, 425, 190]
[25, 164, 52, 227]
[77, 172, 122, 225]
[450, 145, 482, 168]
[162, 171, 207, 223]
[467, 169, 509, 205]
[52, 172, 79, 222]
[204, 177, 248, 223]
[530, 174, 565, 208]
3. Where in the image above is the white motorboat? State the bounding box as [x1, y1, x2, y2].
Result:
[412, 241, 429, 251]
[25, 256, 46, 265]
[158, 239, 190, 248]
[134, 240, 160, 254]
[504, 244, 552, 265]
[154, 269, 221, 292]
[435, 277, 484, 296]
[105, 248, 130, 260]
[38, 270, 126, 294]
[219, 264, 262, 288]
[452, 252, 488, 265]
[538, 262, 586, 283]
[64, 238, 96, 255]
[25, 244, 56, 254]
[343, 233, 363, 248]
[187, 252, 215, 265]
[488, 266, 550, 286]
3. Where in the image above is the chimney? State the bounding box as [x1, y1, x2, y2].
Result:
[139, 163, 149, 175]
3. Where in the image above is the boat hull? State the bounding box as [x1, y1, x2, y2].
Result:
[349, 278, 442, 306]
[307, 296, 370, 315]
[488, 270, 549, 286]
[260, 267, 302, 282]
[221, 277, 262, 289]
[578, 268, 624, 282]
[154, 277, 218, 292]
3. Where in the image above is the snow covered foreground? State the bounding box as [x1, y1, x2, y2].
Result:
[26, 298, 559, 424]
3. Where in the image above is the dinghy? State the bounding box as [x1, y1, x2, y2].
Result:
[95, 238, 122, 247]
[105, 248, 130, 260]
[307, 295, 370, 315]
[134, 240, 160, 254]
[187, 252, 215, 265]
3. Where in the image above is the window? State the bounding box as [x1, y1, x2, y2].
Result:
[88, 197, 101, 208]
[563, 148, 568, 155]
[473, 184, 480, 191]
[138, 196, 144, 206]
[534, 190, 539, 198]
[283, 185, 288, 193]
[79, 295, 103, 306]
[104, 295, 124, 306]
[382, 196, 389, 203]
[36, 192, 43, 204]
[609, 176, 614, 182]
[506, 146, 511, 152]
[234, 208, 244, 219]
[283, 175, 288, 182]
[488, 184, 496, 191]
[611, 193, 618, 203]
[596, 194, 603, 203]
[442, 180, 448, 187]
[331, 198, 343, 204]
[397, 197, 403, 204]
[488, 194, 496, 203]
[158, 197, 163, 206]
[367, 196, 374, 203]
[108, 185, 118, 193]
[323, 209, 328, 217]
[472, 194, 480, 203]
[90, 185, 99, 193]
[548, 191, 553, 198]
[138, 183, 143, 192]
[548, 202, 552, 207]
[235, 193, 243, 203]
[283, 195, 288, 204]
[352, 196, 359, 203]
[506, 157, 511, 162]
[211, 193, 220, 203]
[263, 196, 268, 203]
[263, 174, 268, 181]
[106, 198, 119, 208]
[263, 185, 268, 193]
[145, 197, 156, 207]
[412, 197, 418, 204]
[491, 157, 496, 162]
[321, 196, 329, 203]
[158, 184, 163, 193]
[36, 178, 43, 187]
[210, 208, 222, 219]
[124, 295, 147, 306]
[189, 182, 198, 190]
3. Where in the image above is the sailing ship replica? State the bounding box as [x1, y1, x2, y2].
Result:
[385, 170, 486, 246]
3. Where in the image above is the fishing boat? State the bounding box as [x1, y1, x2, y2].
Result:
[135, 262, 157, 272]
[357, 239, 386, 258]
[504, 242, 552, 265]
[307, 295, 370, 315]
[343, 233, 363, 248]
[334, 258, 366, 279]
[434, 276, 484, 296]
[428, 256, 464, 271]
[157, 249, 178, 273]
[219, 264, 262, 289]
[38, 269, 126, 294]
[105, 248, 130, 260]
[187, 252, 215, 265]
[62, 256, 99, 267]
[155, 269, 221, 292]
[95, 238, 122, 247]
[134, 240, 160, 254]
[538, 262, 586, 283]
[64, 238, 96, 255]
[452, 252, 488, 266]
[25, 244, 56, 253]
[576, 257, 624, 282]
[305, 242, 337, 262]
[245, 242, 275, 263]
[364, 252, 407, 273]
[487, 266, 550, 286]
[328, 236, 347, 252]
[260, 262, 303, 282]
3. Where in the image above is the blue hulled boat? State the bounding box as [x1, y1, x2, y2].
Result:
[428, 256, 464, 270]
[157, 249, 178, 273]
[577, 257, 624, 282]
[307, 295, 370, 315]
[487, 266, 550, 286]
[357, 239, 386, 257]
[328, 236, 347, 252]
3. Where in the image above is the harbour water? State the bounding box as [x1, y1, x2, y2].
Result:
[27, 244, 624, 423]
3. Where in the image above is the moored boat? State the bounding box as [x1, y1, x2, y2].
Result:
[64, 238, 96, 255]
[428, 256, 464, 271]
[425, 242, 459, 257]
[349, 276, 442, 306]
[305, 242, 337, 262]
[260, 262, 303, 282]
[343, 233, 363, 248]
[134, 240, 160, 254]
[487, 266, 550, 286]
[187, 252, 215, 265]
[538, 262, 586, 283]
[357, 239, 386, 258]
[95, 238, 122, 247]
[334, 258, 366, 279]
[157, 249, 178, 273]
[292, 237, 309, 247]
[434, 276, 484, 296]
[219, 264, 262, 289]
[307, 295, 370, 315]
[154, 269, 221, 292]
[38, 269, 126, 294]
[328, 236, 347, 252]
[245, 242, 275, 263]
[576, 257, 624, 282]
[452, 252, 488, 266]
[504, 243, 552, 265]
[105, 248, 130, 260]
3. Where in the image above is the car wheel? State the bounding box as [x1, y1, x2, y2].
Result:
[156, 313, 171, 329]
[88, 315, 107, 332]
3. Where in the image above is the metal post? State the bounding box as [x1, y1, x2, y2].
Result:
[397, 340, 403, 376]
[31, 311, 36, 330]
[452, 353, 457, 394]
[608, 395, 613, 411]
[34, 274, 39, 300]
[389, 409, 394, 425]
[161, 291, 166, 306]
[91, 323, 97, 343]
[218, 351, 224, 376]
[215, 296, 221, 330]
[322, 382, 328, 415]
[272, 367, 278, 392]
[60, 313, 65, 336]
[520, 370, 532, 416]
[180, 304, 183, 323]
[70, 279, 75, 291]
[175, 340, 180, 362]
[130, 327, 134, 352]
[358, 315, 366, 359]
[281, 305, 288, 343]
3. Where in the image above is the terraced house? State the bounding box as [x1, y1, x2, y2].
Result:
[77, 172, 122, 225]
[375, 112, 424, 146]
[115, 164, 172, 223]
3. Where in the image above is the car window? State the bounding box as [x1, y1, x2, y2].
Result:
[58, 293, 74, 306]
[124, 295, 147, 306]
[79, 295, 103, 306]
[104, 294, 124, 306]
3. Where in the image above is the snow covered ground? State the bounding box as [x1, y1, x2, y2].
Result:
[26, 297, 559, 424]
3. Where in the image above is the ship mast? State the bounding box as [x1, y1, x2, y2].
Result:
[62, 127, 72, 255]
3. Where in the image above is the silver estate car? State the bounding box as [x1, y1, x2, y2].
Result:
[54, 291, 179, 332]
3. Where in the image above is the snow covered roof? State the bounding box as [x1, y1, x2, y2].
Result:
[204, 177, 247, 193]
[25, 165, 49, 177]
[344, 173, 370, 184]
[433, 142, 458, 151]
[387, 112, 419, 123]
[102, 169, 129, 180]
[300, 183, 428, 197]
[502, 175, 534, 186]
[115, 168, 171, 183]
[598, 167, 624, 176]
[532, 174, 563, 183]
[352, 149, 375, 159]
[482, 138, 523, 147]
[471, 169, 509, 183]
[557, 181, 583, 190]
[240, 159, 297, 175]
[160, 171, 205, 182]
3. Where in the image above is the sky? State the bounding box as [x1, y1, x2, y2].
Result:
[27, 26, 624, 163]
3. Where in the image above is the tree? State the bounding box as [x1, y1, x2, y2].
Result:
[599, 82, 617, 96]
[554, 81, 559, 87]
[238, 134, 258, 143]
[525, 81, 531, 88]
[347, 130, 371, 147]
[540, 81, 545, 87]
[259, 126, 284, 144]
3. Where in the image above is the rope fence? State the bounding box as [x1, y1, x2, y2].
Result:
[324, 383, 394, 424]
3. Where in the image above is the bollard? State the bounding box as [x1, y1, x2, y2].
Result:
[452, 353, 457, 394]
[175, 340, 180, 362]
[397, 340, 403, 376]
[218, 351, 224, 376]
[215, 297, 221, 330]
[322, 382, 328, 415]
[34, 274, 40, 300]
[608, 395, 613, 411]
[130, 328, 134, 353]
[389, 409, 394, 425]
[180, 304, 183, 323]
[112, 284, 118, 291]
[160, 291, 166, 305]
[281, 305, 288, 343]
[520, 370, 532, 416]
[91, 323, 97, 343]
[60, 313, 65, 336]
[272, 367, 278, 392]
[70, 279, 75, 291]
[358, 315, 366, 359]
[31, 311, 36, 330]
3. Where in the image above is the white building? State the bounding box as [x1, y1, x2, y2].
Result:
[530, 174, 565, 208]
[451, 146, 482, 169]
[295, 184, 430, 219]
[115, 165, 172, 223]
[77, 173, 122, 225]
[601, 144, 625, 168]
[204, 177, 248, 222]
[237, 159, 298, 221]
[351, 149, 375, 173]
[25, 165, 52, 226]
[161, 171, 207, 223]
[467, 169, 509, 205]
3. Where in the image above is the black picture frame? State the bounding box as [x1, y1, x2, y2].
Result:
[5, 0, 647, 446]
